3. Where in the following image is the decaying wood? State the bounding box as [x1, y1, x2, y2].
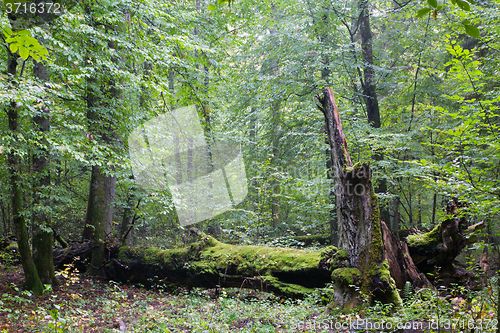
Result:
[317, 87, 401, 308]
[54, 234, 337, 298]
[381, 221, 432, 290]
[317, 87, 362, 268]
[407, 199, 485, 273]
[406, 198, 485, 289]
[48, 89, 486, 305]
[50, 203, 484, 303]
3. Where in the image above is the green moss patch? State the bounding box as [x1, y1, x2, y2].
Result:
[198, 237, 322, 276]
[330, 249, 349, 269]
[331, 268, 360, 285]
[406, 224, 441, 249]
[261, 275, 316, 298]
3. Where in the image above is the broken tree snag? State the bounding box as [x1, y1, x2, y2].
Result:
[317, 87, 401, 308]
[406, 199, 485, 287]
[317, 88, 352, 182]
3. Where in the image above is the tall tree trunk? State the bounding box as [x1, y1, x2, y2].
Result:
[103, 176, 117, 238]
[270, 98, 281, 228]
[357, 0, 393, 228]
[120, 176, 137, 245]
[358, 0, 380, 128]
[83, 100, 117, 275]
[389, 197, 400, 234]
[32, 59, 58, 285]
[82, 74, 117, 246]
[1, 202, 7, 236]
[82, 7, 121, 274]
[82, 76, 117, 275]
[408, 189, 413, 226]
[84, 166, 109, 275]
[318, 87, 400, 308]
[31, 3, 57, 282]
[268, 23, 281, 228]
[319, 6, 337, 245]
[168, 70, 175, 109]
[5, 50, 44, 294]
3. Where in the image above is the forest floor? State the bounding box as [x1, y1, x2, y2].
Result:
[0, 263, 342, 333]
[0, 260, 498, 332]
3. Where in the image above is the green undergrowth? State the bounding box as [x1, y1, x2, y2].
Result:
[2, 264, 497, 333]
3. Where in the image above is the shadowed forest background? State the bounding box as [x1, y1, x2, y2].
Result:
[0, 0, 500, 331]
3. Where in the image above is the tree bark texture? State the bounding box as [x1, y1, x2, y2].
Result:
[381, 221, 432, 290]
[84, 165, 111, 275]
[82, 13, 120, 271]
[120, 176, 137, 245]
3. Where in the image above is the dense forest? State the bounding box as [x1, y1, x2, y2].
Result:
[0, 0, 499, 331]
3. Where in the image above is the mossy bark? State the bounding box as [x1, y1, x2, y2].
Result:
[317, 88, 401, 308]
[33, 227, 58, 285]
[84, 165, 108, 276]
[9, 156, 43, 294]
[5, 50, 44, 295]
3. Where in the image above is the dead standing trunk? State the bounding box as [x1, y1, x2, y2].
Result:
[317, 87, 400, 308]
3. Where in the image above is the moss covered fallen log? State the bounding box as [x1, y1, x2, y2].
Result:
[54, 234, 339, 298]
[406, 199, 485, 273]
[406, 199, 485, 289]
